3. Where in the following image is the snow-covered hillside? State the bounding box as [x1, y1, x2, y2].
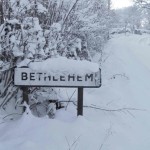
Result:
[0, 34, 150, 150]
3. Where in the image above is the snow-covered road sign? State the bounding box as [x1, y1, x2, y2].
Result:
[14, 68, 101, 88]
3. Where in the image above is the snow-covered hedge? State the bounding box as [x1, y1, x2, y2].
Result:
[0, 0, 112, 120]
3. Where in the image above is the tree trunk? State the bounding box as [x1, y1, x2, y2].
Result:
[0, 0, 4, 24]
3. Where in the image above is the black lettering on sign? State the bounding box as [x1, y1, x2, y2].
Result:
[60, 76, 65, 81]
[85, 74, 93, 81]
[77, 76, 82, 81]
[22, 72, 28, 80]
[37, 73, 43, 80]
[53, 76, 58, 81]
[44, 73, 47, 81]
[48, 76, 51, 81]
[30, 73, 35, 80]
[68, 75, 75, 81]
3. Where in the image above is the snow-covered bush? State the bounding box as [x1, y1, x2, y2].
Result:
[0, 20, 25, 120]
[0, 0, 113, 120]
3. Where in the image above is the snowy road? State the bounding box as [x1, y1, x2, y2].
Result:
[101, 34, 150, 150]
[0, 34, 150, 150]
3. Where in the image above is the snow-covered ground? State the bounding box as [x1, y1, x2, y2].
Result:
[1, 34, 150, 150]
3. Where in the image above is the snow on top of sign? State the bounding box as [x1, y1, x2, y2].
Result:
[18, 59, 31, 67]
[18, 57, 99, 75]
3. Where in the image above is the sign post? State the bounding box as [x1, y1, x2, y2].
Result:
[77, 87, 83, 116]
[14, 68, 101, 116]
[22, 87, 29, 105]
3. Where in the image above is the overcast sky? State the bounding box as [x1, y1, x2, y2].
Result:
[111, 0, 134, 9]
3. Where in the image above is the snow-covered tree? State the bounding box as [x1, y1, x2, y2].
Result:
[0, 0, 114, 120]
[134, 0, 150, 9]
[113, 6, 143, 34]
[134, 0, 150, 30]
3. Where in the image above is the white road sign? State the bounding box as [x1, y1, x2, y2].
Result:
[14, 68, 101, 88]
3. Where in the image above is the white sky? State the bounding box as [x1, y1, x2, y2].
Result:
[111, 0, 134, 9]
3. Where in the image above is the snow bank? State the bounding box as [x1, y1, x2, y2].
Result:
[2, 35, 150, 150]
[0, 110, 110, 150]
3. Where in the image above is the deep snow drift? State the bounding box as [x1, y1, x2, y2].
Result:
[0, 34, 150, 150]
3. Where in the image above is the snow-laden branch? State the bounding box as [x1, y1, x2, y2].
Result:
[62, 0, 79, 30]
[60, 100, 146, 116]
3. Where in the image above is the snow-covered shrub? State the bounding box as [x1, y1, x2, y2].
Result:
[0, 0, 113, 120]
[0, 20, 25, 120]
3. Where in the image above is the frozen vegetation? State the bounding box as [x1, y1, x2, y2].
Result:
[1, 34, 150, 150]
[0, 0, 150, 149]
